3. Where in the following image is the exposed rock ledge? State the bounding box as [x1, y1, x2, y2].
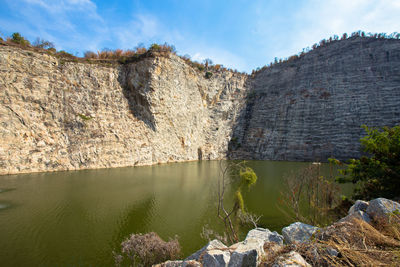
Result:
[154, 198, 400, 267]
[1, 36, 400, 175]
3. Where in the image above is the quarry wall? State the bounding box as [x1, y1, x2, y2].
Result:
[1, 37, 399, 174]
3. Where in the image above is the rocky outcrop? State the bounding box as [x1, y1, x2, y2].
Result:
[0, 45, 247, 174]
[231, 37, 400, 162]
[1, 37, 400, 174]
[366, 198, 400, 221]
[159, 198, 399, 267]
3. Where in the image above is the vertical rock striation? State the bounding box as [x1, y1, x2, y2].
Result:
[0, 46, 247, 174]
[230, 37, 400, 161]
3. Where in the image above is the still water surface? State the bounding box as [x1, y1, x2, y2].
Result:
[0, 160, 337, 266]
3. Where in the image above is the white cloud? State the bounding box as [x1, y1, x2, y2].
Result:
[252, 0, 400, 67]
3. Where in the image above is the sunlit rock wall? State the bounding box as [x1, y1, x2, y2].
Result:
[0, 46, 248, 174]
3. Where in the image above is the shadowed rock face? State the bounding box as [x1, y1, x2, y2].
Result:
[1, 36, 400, 175]
[230, 37, 400, 161]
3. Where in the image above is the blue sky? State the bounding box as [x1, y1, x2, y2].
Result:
[1, 0, 399, 72]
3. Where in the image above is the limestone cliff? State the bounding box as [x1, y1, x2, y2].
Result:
[230, 37, 400, 161]
[1, 36, 400, 175]
[0, 45, 247, 174]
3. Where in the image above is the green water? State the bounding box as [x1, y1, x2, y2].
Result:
[0, 161, 342, 266]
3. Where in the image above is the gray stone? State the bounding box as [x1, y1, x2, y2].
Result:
[230, 37, 400, 163]
[326, 247, 339, 257]
[366, 198, 400, 221]
[202, 249, 230, 267]
[228, 238, 264, 267]
[339, 210, 371, 223]
[228, 249, 258, 267]
[245, 227, 284, 246]
[282, 222, 319, 244]
[186, 239, 227, 261]
[349, 200, 369, 214]
[272, 251, 311, 267]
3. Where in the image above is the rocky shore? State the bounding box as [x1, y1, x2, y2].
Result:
[155, 198, 400, 267]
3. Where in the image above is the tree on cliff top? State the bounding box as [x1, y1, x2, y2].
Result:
[334, 125, 400, 200]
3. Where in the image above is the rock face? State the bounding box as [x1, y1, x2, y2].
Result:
[349, 200, 369, 214]
[366, 198, 400, 221]
[0, 46, 247, 174]
[231, 37, 400, 161]
[1, 36, 400, 174]
[340, 200, 371, 223]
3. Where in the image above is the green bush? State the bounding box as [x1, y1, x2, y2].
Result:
[149, 43, 161, 52]
[10, 32, 30, 46]
[335, 125, 400, 200]
[205, 71, 213, 79]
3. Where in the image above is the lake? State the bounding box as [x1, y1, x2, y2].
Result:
[0, 160, 344, 266]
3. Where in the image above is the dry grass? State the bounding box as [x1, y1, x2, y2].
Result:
[261, 218, 400, 266]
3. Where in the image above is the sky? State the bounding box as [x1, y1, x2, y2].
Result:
[0, 0, 399, 73]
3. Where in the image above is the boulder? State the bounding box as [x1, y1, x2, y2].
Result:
[349, 200, 369, 214]
[366, 198, 400, 221]
[186, 239, 227, 261]
[245, 228, 284, 246]
[228, 238, 264, 267]
[272, 251, 311, 267]
[282, 222, 319, 244]
[339, 210, 371, 223]
[202, 249, 231, 267]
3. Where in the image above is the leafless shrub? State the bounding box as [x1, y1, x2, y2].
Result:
[114, 232, 181, 267]
[200, 224, 229, 244]
[278, 164, 341, 227]
[33, 37, 54, 49]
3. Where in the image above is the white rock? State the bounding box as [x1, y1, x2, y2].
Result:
[228, 237, 265, 267]
[366, 198, 400, 221]
[282, 222, 319, 244]
[186, 239, 227, 261]
[339, 210, 371, 223]
[272, 251, 311, 267]
[245, 227, 284, 246]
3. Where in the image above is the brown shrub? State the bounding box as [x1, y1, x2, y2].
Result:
[84, 51, 97, 59]
[114, 232, 181, 267]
